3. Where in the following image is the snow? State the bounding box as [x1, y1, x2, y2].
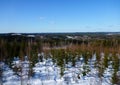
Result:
[1, 54, 118, 85]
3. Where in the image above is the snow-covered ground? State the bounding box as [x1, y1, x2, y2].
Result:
[0, 53, 119, 85]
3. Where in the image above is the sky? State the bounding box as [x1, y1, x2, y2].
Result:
[0, 0, 120, 33]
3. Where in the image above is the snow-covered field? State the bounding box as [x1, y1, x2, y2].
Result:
[0, 53, 120, 85]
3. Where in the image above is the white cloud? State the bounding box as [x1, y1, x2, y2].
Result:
[40, 16, 45, 20]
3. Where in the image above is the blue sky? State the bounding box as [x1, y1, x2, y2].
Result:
[0, 0, 120, 33]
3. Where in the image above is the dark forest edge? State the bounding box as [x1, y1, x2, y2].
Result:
[0, 32, 120, 62]
[1, 32, 120, 58]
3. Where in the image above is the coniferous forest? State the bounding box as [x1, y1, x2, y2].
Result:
[0, 33, 120, 85]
